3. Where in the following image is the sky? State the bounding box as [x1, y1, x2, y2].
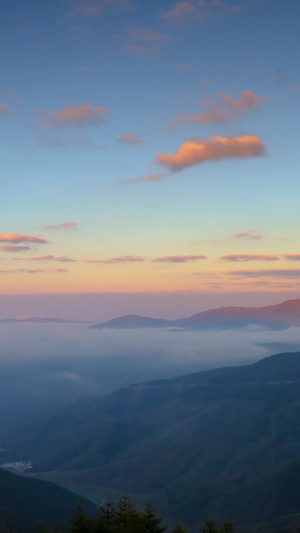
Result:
[1, 0, 300, 316]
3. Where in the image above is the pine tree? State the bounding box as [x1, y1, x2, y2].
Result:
[115, 494, 144, 533]
[200, 519, 220, 533]
[171, 523, 189, 533]
[220, 521, 235, 533]
[68, 503, 93, 533]
[143, 503, 166, 533]
[97, 497, 116, 532]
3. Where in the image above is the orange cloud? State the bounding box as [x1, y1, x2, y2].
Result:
[56, 256, 77, 262]
[168, 108, 228, 131]
[154, 255, 207, 263]
[220, 254, 278, 262]
[87, 256, 144, 264]
[34, 105, 108, 129]
[29, 255, 55, 261]
[168, 91, 263, 130]
[0, 245, 31, 252]
[156, 135, 265, 172]
[122, 174, 164, 184]
[0, 234, 47, 244]
[234, 230, 263, 240]
[0, 104, 17, 117]
[219, 91, 264, 116]
[44, 222, 78, 229]
[283, 254, 300, 261]
[118, 134, 143, 145]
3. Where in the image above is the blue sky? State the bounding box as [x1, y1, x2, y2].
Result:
[1, 0, 300, 308]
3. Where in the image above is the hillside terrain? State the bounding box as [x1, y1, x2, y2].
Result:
[89, 298, 300, 331]
[4, 351, 300, 531]
[0, 467, 96, 532]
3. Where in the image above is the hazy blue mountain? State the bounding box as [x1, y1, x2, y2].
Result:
[0, 316, 91, 324]
[89, 298, 300, 331]
[0, 467, 96, 532]
[5, 351, 300, 531]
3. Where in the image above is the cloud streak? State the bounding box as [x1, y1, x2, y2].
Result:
[34, 105, 108, 129]
[168, 91, 264, 130]
[234, 230, 263, 240]
[0, 103, 17, 117]
[0, 234, 47, 244]
[229, 269, 300, 279]
[118, 134, 143, 145]
[87, 256, 144, 264]
[156, 135, 265, 172]
[154, 255, 207, 263]
[220, 254, 278, 262]
[44, 222, 78, 230]
[0, 245, 31, 252]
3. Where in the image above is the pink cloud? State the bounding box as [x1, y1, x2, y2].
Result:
[0, 104, 17, 117]
[161, 1, 242, 27]
[56, 256, 77, 262]
[124, 44, 158, 56]
[219, 91, 264, 116]
[229, 269, 300, 279]
[87, 256, 144, 264]
[176, 64, 192, 71]
[156, 135, 265, 172]
[168, 108, 228, 131]
[34, 105, 108, 129]
[234, 230, 264, 240]
[44, 222, 78, 229]
[122, 174, 165, 184]
[128, 27, 171, 43]
[220, 254, 278, 262]
[0, 234, 47, 244]
[168, 91, 263, 130]
[0, 245, 31, 252]
[283, 254, 300, 261]
[29, 255, 55, 261]
[118, 134, 143, 145]
[74, 0, 132, 17]
[154, 255, 207, 263]
[17, 269, 45, 274]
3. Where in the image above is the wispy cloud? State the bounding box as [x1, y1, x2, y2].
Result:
[0, 234, 47, 244]
[124, 26, 171, 56]
[118, 134, 143, 145]
[234, 230, 263, 240]
[168, 91, 264, 131]
[17, 269, 45, 274]
[283, 254, 300, 261]
[73, 0, 132, 17]
[33, 105, 108, 129]
[122, 174, 165, 184]
[87, 256, 144, 264]
[161, 1, 242, 28]
[229, 269, 300, 279]
[44, 222, 78, 230]
[154, 255, 207, 263]
[220, 254, 278, 262]
[56, 256, 77, 263]
[0, 245, 31, 252]
[0, 103, 17, 117]
[156, 135, 265, 172]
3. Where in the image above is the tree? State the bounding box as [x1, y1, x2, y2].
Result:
[97, 497, 116, 532]
[143, 503, 166, 533]
[200, 519, 220, 533]
[221, 520, 235, 533]
[171, 523, 189, 533]
[68, 503, 93, 533]
[115, 494, 144, 533]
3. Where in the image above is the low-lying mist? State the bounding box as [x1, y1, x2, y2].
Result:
[1, 323, 300, 424]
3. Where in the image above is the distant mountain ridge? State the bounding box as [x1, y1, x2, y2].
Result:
[89, 298, 300, 330]
[0, 317, 91, 324]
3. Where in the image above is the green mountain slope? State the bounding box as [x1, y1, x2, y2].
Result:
[4, 352, 300, 531]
